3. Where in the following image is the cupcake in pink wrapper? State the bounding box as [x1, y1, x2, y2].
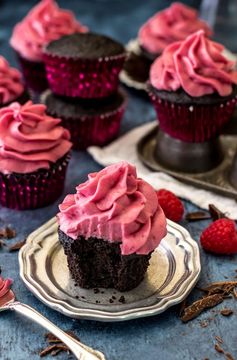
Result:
[10, 0, 88, 93]
[41, 88, 127, 150]
[148, 30, 237, 143]
[0, 101, 72, 210]
[43, 33, 126, 99]
[138, 2, 212, 60]
[57, 161, 167, 291]
[0, 56, 29, 106]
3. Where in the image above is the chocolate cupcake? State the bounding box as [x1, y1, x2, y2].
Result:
[148, 30, 237, 143]
[10, 0, 87, 93]
[57, 161, 167, 291]
[0, 101, 72, 210]
[122, 2, 211, 90]
[43, 33, 126, 99]
[0, 56, 29, 107]
[41, 88, 127, 150]
[138, 2, 212, 61]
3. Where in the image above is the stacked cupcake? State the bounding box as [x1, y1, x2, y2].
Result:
[10, 0, 87, 93]
[42, 32, 127, 150]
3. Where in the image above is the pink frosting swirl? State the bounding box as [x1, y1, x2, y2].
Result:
[0, 56, 24, 104]
[57, 161, 167, 255]
[150, 30, 237, 97]
[0, 101, 72, 174]
[0, 275, 12, 299]
[139, 2, 212, 55]
[10, 0, 88, 62]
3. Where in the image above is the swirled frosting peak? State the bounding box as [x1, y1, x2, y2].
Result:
[0, 101, 72, 174]
[57, 161, 167, 255]
[10, 0, 88, 62]
[150, 30, 237, 97]
[139, 2, 212, 55]
[0, 56, 24, 104]
[0, 275, 12, 299]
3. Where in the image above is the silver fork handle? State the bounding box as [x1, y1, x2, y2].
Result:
[8, 301, 106, 360]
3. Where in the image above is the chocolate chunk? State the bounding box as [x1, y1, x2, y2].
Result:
[214, 343, 225, 354]
[181, 294, 224, 322]
[220, 308, 233, 316]
[208, 204, 227, 221]
[8, 239, 26, 252]
[0, 226, 16, 239]
[185, 211, 211, 222]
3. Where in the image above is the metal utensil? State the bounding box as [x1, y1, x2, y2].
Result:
[0, 289, 105, 360]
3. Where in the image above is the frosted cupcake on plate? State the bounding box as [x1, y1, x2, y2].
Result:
[0, 101, 72, 210]
[10, 0, 87, 93]
[148, 30, 237, 143]
[57, 161, 167, 291]
[0, 56, 29, 107]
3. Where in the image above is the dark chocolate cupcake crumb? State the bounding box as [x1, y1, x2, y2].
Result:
[119, 296, 126, 303]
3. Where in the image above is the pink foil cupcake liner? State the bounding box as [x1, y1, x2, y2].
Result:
[149, 92, 237, 142]
[16, 52, 48, 93]
[43, 52, 126, 99]
[0, 154, 70, 210]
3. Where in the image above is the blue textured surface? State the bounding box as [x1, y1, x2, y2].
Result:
[0, 1, 237, 360]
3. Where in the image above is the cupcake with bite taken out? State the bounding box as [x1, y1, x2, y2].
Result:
[0, 101, 72, 210]
[0, 56, 29, 107]
[148, 30, 237, 143]
[10, 0, 87, 93]
[57, 161, 167, 291]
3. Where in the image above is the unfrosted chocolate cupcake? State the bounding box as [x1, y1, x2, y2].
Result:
[42, 88, 127, 149]
[57, 161, 167, 291]
[43, 32, 126, 99]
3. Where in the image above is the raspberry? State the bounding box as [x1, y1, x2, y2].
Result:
[200, 218, 237, 255]
[156, 189, 184, 222]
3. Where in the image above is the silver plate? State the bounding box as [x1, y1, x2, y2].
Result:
[19, 217, 200, 322]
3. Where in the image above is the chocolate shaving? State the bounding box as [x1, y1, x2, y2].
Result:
[41, 331, 80, 357]
[215, 336, 223, 344]
[215, 343, 225, 354]
[185, 211, 211, 222]
[233, 289, 237, 300]
[181, 294, 223, 322]
[179, 299, 187, 317]
[225, 353, 235, 360]
[8, 239, 26, 252]
[0, 240, 6, 248]
[220, 308, 233, 317]
[209, 204, 227, 221]
[200, 281, 237, 296]
[39, 344, 69, 357]
[0, 226, 16, 239]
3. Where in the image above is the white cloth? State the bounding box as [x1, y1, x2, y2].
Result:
[88, 121, 237, 219]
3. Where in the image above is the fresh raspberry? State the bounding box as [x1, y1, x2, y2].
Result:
[200, 218, 237, 255]
[156, 189, 184, 222]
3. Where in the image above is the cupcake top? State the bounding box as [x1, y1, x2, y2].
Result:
[10, 0, 88, 62]
[150, 30, 237, 97]
[0, 101, 72, 174]
[0, 56, 24, 105]
[57, 161, 167, 255]
[44, 32, 125, 59]
[139, 2, 212, 56]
